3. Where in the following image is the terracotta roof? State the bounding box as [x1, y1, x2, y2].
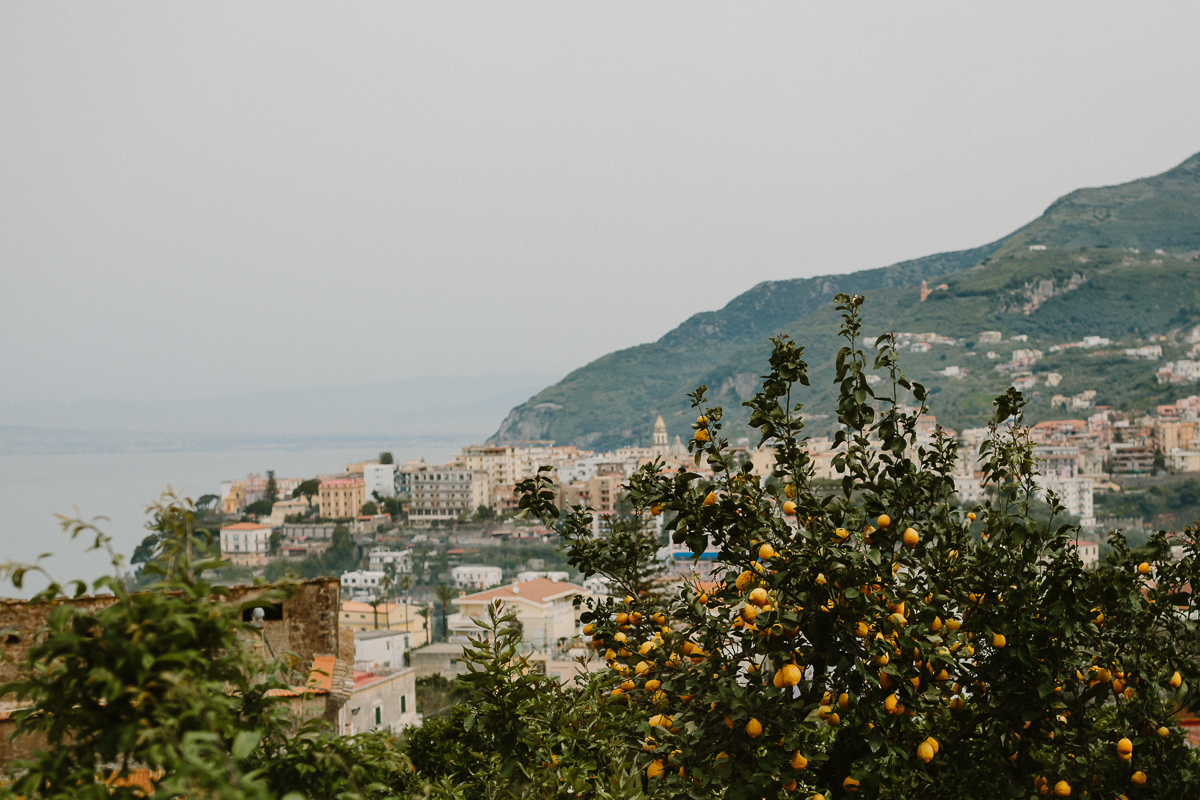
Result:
[353, 670, 390, 690]
[454, 577, 585, 606]
[307, 655, 336, 693]
[220, 522, 272, 530]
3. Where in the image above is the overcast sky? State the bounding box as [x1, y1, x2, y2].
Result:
[2, 2, 1199, 406]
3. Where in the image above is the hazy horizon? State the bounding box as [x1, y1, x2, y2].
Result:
[4, 3, 1200, 412]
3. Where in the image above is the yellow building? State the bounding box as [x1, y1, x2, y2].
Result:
[319, 478, 365, 520]
[221, 481, 245, 515]
[339, 600, 430, 646]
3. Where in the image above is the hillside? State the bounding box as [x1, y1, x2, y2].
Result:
[491, 152, 1200, 450]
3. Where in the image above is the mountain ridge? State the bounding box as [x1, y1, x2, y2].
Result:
[491, 151, 1200, 451]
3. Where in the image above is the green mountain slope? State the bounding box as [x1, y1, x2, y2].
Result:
[491, 152, 1200, 450]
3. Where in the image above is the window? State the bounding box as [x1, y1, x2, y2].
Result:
[375, 707, 381, 725]
[401, 696, 406, 713]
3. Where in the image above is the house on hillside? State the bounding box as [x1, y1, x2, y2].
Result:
[446, 578, 589, 652]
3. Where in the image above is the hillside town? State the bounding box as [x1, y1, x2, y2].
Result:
[194, 359, 1200, 731]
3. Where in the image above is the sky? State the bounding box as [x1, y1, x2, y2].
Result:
[2, 2, 1199, 407]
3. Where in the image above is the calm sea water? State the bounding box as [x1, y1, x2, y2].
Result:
[0, 445, 457, 598]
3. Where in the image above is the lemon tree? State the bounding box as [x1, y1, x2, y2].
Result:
[520, 294, 1200, 800]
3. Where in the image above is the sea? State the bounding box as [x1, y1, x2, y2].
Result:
[0, 444, 458, 598]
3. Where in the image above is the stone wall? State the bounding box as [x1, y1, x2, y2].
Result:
[0, 577, 348, 765]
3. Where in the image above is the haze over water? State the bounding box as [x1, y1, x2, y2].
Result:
[0, 445, 458, 599]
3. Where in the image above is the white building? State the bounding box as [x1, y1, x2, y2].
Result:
[354, 628, 412, 672]
[219, 522, 273, 567]
[1072, 540, 1100, 570]
[407, 466, 490, 524]
[447, 578, 589, 651]
[582, 575, 613, 598]
[1035, 476, 1095, 528]
[517, 570, 570, 583]
[1125, 345, 1162, 360]
[341, 570, 387, 595]
[364, 463, 398, 499]
[367, 548, 413, 574]
[344, 668, 418, 734]
[451, 564, 504, 591]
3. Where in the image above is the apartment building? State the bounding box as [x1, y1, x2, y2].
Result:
[558, 472, 623, 516]
[406, 466, 488, 524]
[219, 522, 273, 567]
[1034, 476, 1095, 528]
[453, 443, 580, 490]
[319, 477, 365, 520]
[363, 463, 397, 499]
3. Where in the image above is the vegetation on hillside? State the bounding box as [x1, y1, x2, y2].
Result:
[494, 151, 1200, 449]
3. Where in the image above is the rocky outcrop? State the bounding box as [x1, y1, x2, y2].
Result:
[487, 402, 561, 444]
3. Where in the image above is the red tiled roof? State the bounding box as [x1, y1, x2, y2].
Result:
[220, 522, 272, 530]
[353, 670, 393, 691]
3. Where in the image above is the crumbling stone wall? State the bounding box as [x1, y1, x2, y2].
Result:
[0, 578, 346, 765]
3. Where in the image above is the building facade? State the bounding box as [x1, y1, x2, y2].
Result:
[344, 668, 418, 734]
[447, 578, 588, 652]
[354, 628, 412, 672]
[451, 564, 503, 590]
[220, 480, 246, 515]
[367, 548, 413, 573]
[340, 600, 429, 645]
[219, 522, 273, 567]
[319, 478, 366, 520]
[363, 463, 398, 499]
[341, 570, 386, 595]
[406, 467, 488, 524]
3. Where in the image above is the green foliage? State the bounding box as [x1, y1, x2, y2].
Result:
[263, 524, 357, 582]
[433, 585, 457, 642]
[246, 499, 275, 517]
[0, 494, 299, 799]
[292, 479, 321, 503]
[248, 719, 415, 800]
[413, 602, 646, 799]
[405, 705, 490, 783]
[362, 501, 379, 516]
[414, 674, 468, 716]
[379, 451, 395, 465]
[517, 296, 1200, 798]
